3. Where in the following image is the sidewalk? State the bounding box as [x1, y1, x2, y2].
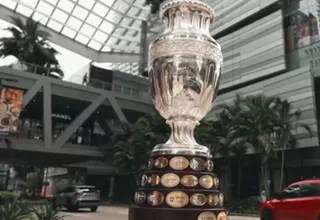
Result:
[103, 206, 259, 219]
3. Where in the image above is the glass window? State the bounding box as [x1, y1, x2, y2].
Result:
[65, 186, 75, 193]
[113, 84, 122, 92]
[281, 184, 301, 199]
[300, 183, 320, 197]
[284, 0, 320, 53]
[77, 186, 98, 193]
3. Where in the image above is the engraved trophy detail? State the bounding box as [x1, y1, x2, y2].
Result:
[129, 1, 227, 220]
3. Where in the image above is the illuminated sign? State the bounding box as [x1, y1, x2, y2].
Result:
[51, 113, 72, 121]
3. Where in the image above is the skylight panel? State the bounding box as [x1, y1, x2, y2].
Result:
[0, 0, 17, 10]
[67, 16, 82, 30]
[106, 10, 121, 24]
[101, 46, 112, 52]
[37, 1, 54, 15]
[20, 0, 38, 8]
[113, 27, 126, 35]
[61, 27, 77, 38]
[47, 19, 63, 32]
[106, 37, 118, 45]
[75, 34, 90, 44]
[32, 12, 49, 25]
[73, 5, 89, 20]
[126, 30, 137, 37]
[86, 14, 102, 26]
[118, 40, 129, 47]
[16, 4, 33, 17]
[78, 0, 95, 10]
[100, 0, 116, 7]
[127, 7, 139, 17]
[93, 31, 108, 43]
[131, 19, 141, 28]
[88, 40, 102, 50]
[80, 24, 95, 37]
[52, 9, 69, 23]
[57, 0, 75, 13]
[120, 17, 133, 26]
[49, 0, 59, 4]
[92, 2, 109, 17]
[114, 1, 130, 13]
[100, 21, 114, 34]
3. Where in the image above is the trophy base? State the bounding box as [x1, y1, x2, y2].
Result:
[129, 206, 227, 220]
[151, 143, 212, 158]
[131, 154, 228, 220]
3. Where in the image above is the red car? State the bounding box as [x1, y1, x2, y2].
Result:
[260, 179, 320, 220]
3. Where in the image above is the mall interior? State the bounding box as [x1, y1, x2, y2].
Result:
[0, 0, 320, 201]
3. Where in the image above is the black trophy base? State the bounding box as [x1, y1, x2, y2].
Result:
[131, 154, 228, 220]
[129, 206, 225, 220]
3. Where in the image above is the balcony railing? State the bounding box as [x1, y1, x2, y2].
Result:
[1, 61, 150, 99]
[10, 117, 123, 147]
[3, 61, 63, 79]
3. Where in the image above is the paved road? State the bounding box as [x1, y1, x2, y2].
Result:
[60, 206, 259, 220]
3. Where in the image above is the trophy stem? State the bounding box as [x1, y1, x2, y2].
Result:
[166, 119, 199, 145]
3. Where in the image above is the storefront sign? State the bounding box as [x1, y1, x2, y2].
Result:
[52, 113, 72, 121]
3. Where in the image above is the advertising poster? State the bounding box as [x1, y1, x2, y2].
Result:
[0, 88, 23, 133]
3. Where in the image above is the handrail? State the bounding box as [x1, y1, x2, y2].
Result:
[3, 60, 62, 78]
[1, 61, 150, 98]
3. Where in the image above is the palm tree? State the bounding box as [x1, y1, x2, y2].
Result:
[0, 16, 64, 78]
[218, 95, 247, 199]
[112, 113, 169, 181]
[210, 111, 233, 199]
[228, 94, 281, 198]
[274, 99, 312, 190]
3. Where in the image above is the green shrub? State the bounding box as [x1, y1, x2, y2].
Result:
[33, 203, 65, 220]
[0, 197, 33, 220]
[0, 191, 16, 205]
[225, 198, 260, 215]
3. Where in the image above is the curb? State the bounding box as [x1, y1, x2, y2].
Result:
[27, 202, 260, 218]
[100, 204, 260, 217]
[230, 213, 259, 217]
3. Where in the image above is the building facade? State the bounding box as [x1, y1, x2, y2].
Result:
[204, 0, 320, 197]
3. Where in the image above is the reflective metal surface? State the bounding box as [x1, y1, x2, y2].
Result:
[148, 0, 223, 157]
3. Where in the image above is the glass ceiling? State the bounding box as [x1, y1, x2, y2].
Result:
[0, 0, 218, 75]
[0, 0, 157, 53]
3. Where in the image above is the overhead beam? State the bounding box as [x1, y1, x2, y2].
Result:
[0, 5, 141, 63]
[22, 80, 43, 108]
[52, 93, 108, 149]
[107, 95, 128, 123]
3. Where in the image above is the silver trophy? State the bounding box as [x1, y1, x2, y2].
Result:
[148, 0, 223, 158]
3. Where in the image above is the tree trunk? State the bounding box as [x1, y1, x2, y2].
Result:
[279, 149, 285, 191]
[237, 158, 242, 198]
[223, 158, 231, 200]
[261, 160, 270, 198]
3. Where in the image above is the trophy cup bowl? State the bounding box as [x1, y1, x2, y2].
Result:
[148, 0, 223, 157]
[129, 1, 228, 220]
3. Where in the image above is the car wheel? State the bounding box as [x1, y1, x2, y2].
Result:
[67, 200, 78, 212]
[262, 210, 275, 220]
[52, 199, 57, 211]
[91, 206, 98, 212]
